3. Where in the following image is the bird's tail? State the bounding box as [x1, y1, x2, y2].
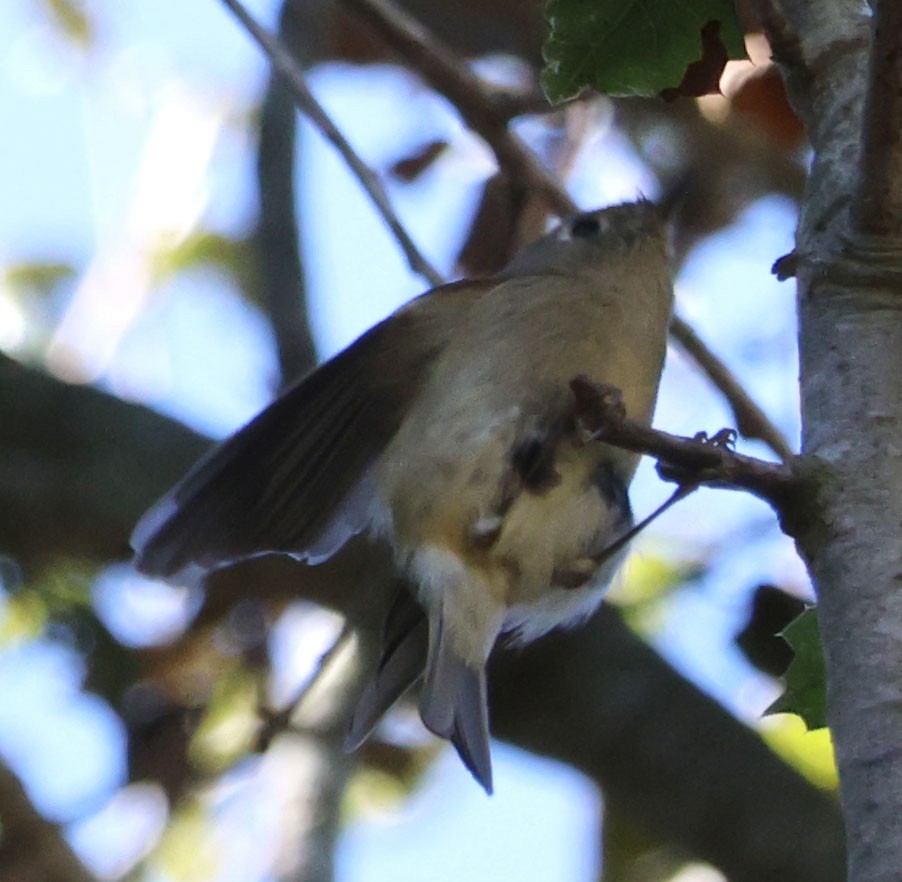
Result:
[345, 585, 428, 752]
[419, 612, 494, 794]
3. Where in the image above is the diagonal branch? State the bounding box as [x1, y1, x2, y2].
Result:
[669, 316, 796, 461]
[218, 0, 443, 287]
[339, 0, 575, 217]
[339, 0, 795, 463]
[221, 0, 794, 465]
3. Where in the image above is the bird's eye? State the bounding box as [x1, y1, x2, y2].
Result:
[570, 216, 601, 238]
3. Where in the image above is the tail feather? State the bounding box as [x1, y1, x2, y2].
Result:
[419, 615, 493, 794]
[345, 588, 428, 752]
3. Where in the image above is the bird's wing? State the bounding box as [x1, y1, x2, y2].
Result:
[132, 279, 492, 582]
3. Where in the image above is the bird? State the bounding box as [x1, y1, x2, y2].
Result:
[132, 199, 675, 793]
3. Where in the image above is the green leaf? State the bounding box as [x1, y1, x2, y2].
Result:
[542, 0, 746, 101]
[152, 231, 258, 299]
[4, 261, 76, 296]
[766, 608, 828, 730]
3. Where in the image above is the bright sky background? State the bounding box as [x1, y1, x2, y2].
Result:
[0, 1, 818, 881]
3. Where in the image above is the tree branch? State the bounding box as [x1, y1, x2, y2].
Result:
[0, 358, 844, 880]
[752, 3, 902, 881]
[255, 5, 319, 383]
[339, 0, 575, 217]
[0, 758, 98, 882]
[669, 316, 795, 461]
[569, 376, 798, 506]
[490, 604, 846, 882]
[337, 0, 794, 464]
[218, 0, 443, 288]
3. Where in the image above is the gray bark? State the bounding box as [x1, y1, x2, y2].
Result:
[754, 2, 902, 880]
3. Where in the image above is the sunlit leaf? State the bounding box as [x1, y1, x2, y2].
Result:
[608, 549, 706, 633]
[152, 231, 258, 300]
[542, 0, 746, 101]
[766, 607, 828, 730]
[759, 714, 837, 791]
[154, 802, 220, 882]
[190, 664, 260, 771]
[0, 591, 49, 646]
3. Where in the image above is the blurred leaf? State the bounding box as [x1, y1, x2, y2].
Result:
[389, 139, 449, 182]
[602, 803, 690, 882]
[759, 714, 838, 791]
[190, 663, 260, 772]
[1, 566, 140, 702]
[608, 549, 706, 633]
[154, 802, 220, 882]
[542, 0, 746, 101]
[0, 590, 49, 645]
[72, 605, 143, 704]
[4, 261, 77, 298]
[37, 0, 93, 48]
[766, 607, 828, 729]
[730, 64, 806, 150]
[152, 231, 257, 295]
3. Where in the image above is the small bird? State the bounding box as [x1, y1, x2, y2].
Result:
[132, 200, 675, 793]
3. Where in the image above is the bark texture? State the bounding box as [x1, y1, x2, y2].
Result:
[755, 1, 902, 879]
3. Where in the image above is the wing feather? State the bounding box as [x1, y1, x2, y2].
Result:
[132, 280, 491, 581]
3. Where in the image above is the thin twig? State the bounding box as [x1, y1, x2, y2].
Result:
[570, 376, 799, 507]
[670, 315, 795, 461]
[338, 0, 795, 465]
[218, 0, 443, 288]
[224, 0, 794, 465]
[256, 624, 356, 750]
[340, 0, 576, 217]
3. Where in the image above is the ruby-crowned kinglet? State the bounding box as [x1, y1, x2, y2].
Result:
[132, 200, 674, 793]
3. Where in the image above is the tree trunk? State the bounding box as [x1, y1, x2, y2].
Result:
[757, 2, 902, 879]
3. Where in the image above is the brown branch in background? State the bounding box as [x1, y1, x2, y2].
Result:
[489, 604, 846, 882]
[265, 630, 364, 882]
[0, 361, 845, 881]
[0, 759, 98, 882]
[255, 4, 318, 383]
[670, 315, 795, 461]
[339, 0, 576, 218]
[570, 376, 798, 506]
[222, 0, 794, 464]
[853, 0, 902, 237]
[218, 0, 443, 288]
[338, 0, 796, 464]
